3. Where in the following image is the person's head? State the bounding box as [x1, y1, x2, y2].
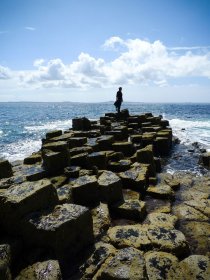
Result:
[119, 87, 122, 91]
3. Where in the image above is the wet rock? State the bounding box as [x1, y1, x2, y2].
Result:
[50, 174, 68, 188]
[71, 152, 88, 168]
[167, 255, 210, 280]
[71, 175, 99, 206]
[72, 117, 91, 131]
[80, 242, 115, 280]
[24, 165, 47, 181]
[112, 142, 135, 157]
[199, 152, 210, 168]
[98, 171, 123, 204]
[97, 135, 114, 151]
[15, 260, 62, 279]
[147, 184, 174, 199]
[0, 159, 13, 179]
[22, 203, 94, 258]
[108, 224, 150, 249]
[0, 179, 58, 230]
[94, 247, 146, 280]
[179, 221, 210, 256]
[118, 168, 147, 193]
[64, 165, 80, 178]
[0, 244, 12, 280]
[91, 203, 111, 239]
[42, 141, 68, 152]
[122, 189, 140, 200]
[56, 184, 72, 204]
[144, 196, 171, 214]
[87, 152, 107, 170]
[46, 130, 62, 139]
[42, 149, 70, 175]
[107, 159, 131, 173]
[23, 153, 42, 165]
[69, 146, 93, 157]
[173, 204, 209, 221]
[68, 137, 87, 149]
[147, 226, 189, 257]
[145, 251, 178, 280]
[111, 199, 146, 221]
[184, 198, 210, 218]
[136, 145, 156, 176]
[146, 213, 177, 229]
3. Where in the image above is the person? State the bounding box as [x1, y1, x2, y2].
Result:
[114, 87, 123, 113]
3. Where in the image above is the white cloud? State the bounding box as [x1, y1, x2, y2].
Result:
[1, 37, 210, 90]
[25, 26, 36, 31]
[0, 65, 11, 79]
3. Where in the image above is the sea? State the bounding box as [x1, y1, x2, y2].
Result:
[0, 102, 210, 175]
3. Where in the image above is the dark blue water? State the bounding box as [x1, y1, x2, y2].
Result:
[0, 102, 210, 173]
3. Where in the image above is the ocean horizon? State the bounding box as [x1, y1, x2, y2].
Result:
[1, 102, 210, 174]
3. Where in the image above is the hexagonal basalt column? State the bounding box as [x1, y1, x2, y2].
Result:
[22, 203, 94, 258]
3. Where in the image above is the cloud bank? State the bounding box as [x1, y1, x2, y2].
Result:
[1, 37, 210, 89]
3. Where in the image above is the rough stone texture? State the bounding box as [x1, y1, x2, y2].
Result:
[122, 189, 140, 200]
[46, 130, 62, 139]
[107, 159, 131, 173]
[87, 152, 107, 170]
[0, 159, 13, 179]
[71, 175, 99, 206]
[80, 242, 115, 280]
[111, 199, 146, 221]
[64, 166, 80, 178]
[72, 117, 91, 131]
[42, 141, 68, 152]
[56, 184, 72, 204]
[145, 251, 179, 280]
[112, 142, 135, 157]
[23, 154, 42, 165]
[0, 244, 12, 280]
[179, 221, 210, 256]
[15, 260, 62, 280]
[144, 197, 172, 214]
[68, 137, 87, 149]
[42, 149, 70, 174]
[173, 204, 209, 221]
[98, 171, 123, 204]
[97, 135, 114, 151]
[94, 247, 146, 280]
[71, 152, 88, 168]
[23, 165, 47, 181]
[136, 145, 156, 176]
[108, 225, 151, 250]
[146, 213, 177, 229]
[69, 146, 93, 157]
[91, 203, 111, 238]
[0, 179, 58, 230]
[147, 184, 174, 199]
[22, 203, 94, 258]
[167, 255, 210, 280]
[147, 226, 189, 257]
[118, 168, 147, 193]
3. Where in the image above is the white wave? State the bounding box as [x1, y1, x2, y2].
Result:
[0, 130, 3, 136]
[1, 139, 42, 162]
[169, 118, 210, 148]
[25, 119, 72, 132]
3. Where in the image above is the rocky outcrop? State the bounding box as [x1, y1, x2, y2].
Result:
[0, 110, 209, 279]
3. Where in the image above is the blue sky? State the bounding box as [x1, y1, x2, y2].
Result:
[0, 0, 210, 102]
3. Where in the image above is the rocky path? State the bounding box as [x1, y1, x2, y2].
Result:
[0, 109, 209, 279]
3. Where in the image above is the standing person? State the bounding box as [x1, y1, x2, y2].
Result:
[114, 87, 123, 113]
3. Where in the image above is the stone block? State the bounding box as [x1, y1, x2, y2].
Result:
[42, 141, 68, 152]
[71, 153, 88, 168]
[68, 137, 87, 149]
[56, 184, 72, 204]
[15, 260, 62, 279]
[147, 184, 174, 199]
[0, 160, 13, 179]
[42, 150, 70, 174]
[154, 137, 170, 156]
[111, 199, 146, 221]
[87, 152, 107, 169]
[94, 247, 145, 280]
[0, 244, 12, 280]
[69, 146, 93, 157]
[64, 166, 80, 178]
[107, 159, 131, 172]
[136, 145, 156, 176]
[118, 168, 147, 193]
[97, 135, 114, 151]
[72, 117, 91, 131]
[0, 179, 58, 230]
[130, 134, 142, 144]
[22, 203, 94, 258]
[71, 175, 99, 206]
[91, 203, 111, 238]
[80, 242, 115, 280]
[46, 129, 62, 139]
[23, 153, 42, 165]
[98, 171, 123, 204]
[112, 142, 135, 157]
